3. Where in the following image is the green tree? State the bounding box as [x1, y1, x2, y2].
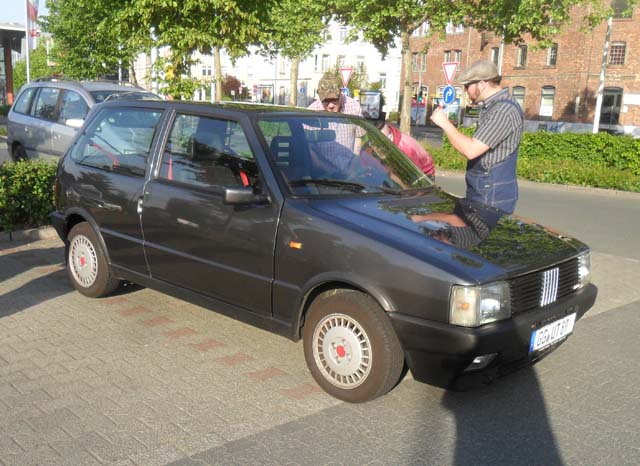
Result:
[12, 44, 56, 92]
[335, 0, 614, 134]
[44, 0, 136, 80]
[119, 0, 275, 100]
[260, 0, 329, 106]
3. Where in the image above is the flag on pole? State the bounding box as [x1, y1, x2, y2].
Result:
[27, 0, 40, 38]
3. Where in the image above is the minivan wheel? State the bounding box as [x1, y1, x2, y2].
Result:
[67, 222, 120, 298]
[303, 290, 405, 403]
[11, 144, 27, 162]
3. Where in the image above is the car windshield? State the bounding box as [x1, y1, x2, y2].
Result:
[258, 115, 433, 196]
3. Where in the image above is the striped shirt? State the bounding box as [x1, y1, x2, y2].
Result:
[473, 88, 524, 169]
[307, 95, 365, 171]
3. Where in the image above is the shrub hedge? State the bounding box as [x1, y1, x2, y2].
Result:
[0, 160, 57, 232]
[429, 129, 640, 192]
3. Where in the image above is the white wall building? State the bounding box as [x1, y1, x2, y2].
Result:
[135, 20, 403, 113]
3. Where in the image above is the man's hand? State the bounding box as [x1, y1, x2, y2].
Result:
[430, 103, 450, 128]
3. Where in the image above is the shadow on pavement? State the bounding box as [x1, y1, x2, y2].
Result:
[441, 369, 563, 465]
[0, 268, 72, 318]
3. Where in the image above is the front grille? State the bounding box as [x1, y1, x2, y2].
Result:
[509, 258, 580, 314]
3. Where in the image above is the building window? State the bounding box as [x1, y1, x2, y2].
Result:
[512, 86, 525, 110]
[412, 53, 419, 72]
[516, 45, 528, 67]
[454, 50, 462, 63]
[356, 55, 365, 70]
[202, 65, 212, 77]
[337, 55, 347, 68]
[444, 50, 451, 62]
[539, 86, 555, 120]
[546, 44, 558, 66]
[609, 42, 626, 65]
[379, 73, 387, 89]
[321, 54, 330, 72]
[314, 55, 319, 72]
[600, 87, 623, 125]
[612, 0, 632, 18]
[323, 29, 331, 42]
[445, 21, 464, 34]
[339, 27, 348, 44]
[491, 47, 500, 66]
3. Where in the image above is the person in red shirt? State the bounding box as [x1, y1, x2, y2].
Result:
[376, 120, 435, 179]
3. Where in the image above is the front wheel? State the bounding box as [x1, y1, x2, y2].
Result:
[67, 222, 120, 298]
[303, 290, 405, 403]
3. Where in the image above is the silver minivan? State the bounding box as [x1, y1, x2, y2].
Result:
[7, 79, 158, 162]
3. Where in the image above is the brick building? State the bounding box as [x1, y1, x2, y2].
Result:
[404, 4, 640, 136]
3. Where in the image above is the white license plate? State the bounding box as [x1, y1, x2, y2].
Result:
[529, 313, 576, 353]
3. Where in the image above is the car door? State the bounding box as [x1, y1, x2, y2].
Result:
[141, 112, 278, 315]
[50, 89, 90, 157]
[28, 86, 61, 158]
[64, 105, 165, 274]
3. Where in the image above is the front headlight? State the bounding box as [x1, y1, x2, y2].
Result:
[576, 252, 591, 289]
[450, 282, 511, 327]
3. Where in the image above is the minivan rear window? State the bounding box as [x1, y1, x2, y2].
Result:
[13, 87, 36, 115]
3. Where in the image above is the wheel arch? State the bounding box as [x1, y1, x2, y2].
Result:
[63, 210, 112, 265]
[293, 278, 393, 341]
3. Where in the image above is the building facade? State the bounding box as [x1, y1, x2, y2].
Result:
[405, 4, 640, 136]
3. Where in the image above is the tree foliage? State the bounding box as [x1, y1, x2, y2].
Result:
[12, 44, 55, 92]
[44, 0, 136, 79]
[334, 0, 616, 133]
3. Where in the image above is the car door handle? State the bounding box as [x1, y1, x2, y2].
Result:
[96, 200, 122, 212]
[137, 196, 144, 214]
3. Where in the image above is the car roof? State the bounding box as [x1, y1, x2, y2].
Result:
[27, 78, 145, 93]
[98, 99, 357, 119]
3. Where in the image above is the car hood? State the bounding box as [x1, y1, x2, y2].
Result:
[306, 187, 588, 281]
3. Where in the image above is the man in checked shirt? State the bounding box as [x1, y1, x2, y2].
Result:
[431, 60, 524, 214]
[307, 74, 366, 176]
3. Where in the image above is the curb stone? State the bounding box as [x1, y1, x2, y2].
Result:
[0, 226, 58, 243]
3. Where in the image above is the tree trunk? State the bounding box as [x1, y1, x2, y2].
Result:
[289, 57, 300, 107]
[129, 61, 138, 85]
[400, 31, 414, 135]
[214, 47, 223, 101]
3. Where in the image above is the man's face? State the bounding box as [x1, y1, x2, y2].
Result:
[464, 81, 481, 103]
[322, 96, 341, 112]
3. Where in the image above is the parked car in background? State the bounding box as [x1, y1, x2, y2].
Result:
[51, 100, 597, 402]
[6, 78, 158, 162]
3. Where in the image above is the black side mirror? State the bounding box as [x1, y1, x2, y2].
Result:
[223, 186, 270, 205]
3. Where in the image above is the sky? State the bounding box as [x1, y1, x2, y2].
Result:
[0, 0, 48, 25]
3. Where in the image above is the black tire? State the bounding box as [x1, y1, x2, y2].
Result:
[66, 222, 120, 298]
[302, 289, 405, 403]
[11, 144, 28, 162]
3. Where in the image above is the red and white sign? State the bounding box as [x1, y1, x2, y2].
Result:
[339, 67, 354, 88]
[442, 62, 459, 85]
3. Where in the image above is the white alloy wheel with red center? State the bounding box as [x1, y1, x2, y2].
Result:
[69, 234, 99, 288]
[312, 312, 372, 389]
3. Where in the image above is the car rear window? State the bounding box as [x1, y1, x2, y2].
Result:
[13, 87, 36, 114]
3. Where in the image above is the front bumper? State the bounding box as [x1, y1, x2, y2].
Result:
[389, 283, 597, 389]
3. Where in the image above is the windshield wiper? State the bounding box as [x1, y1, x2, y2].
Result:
[289, 178, 367, 192]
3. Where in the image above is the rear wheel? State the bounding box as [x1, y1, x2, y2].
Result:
[11, 144, 27, 162]
[67, 222, 120, 298]
[303, 290, 405, 403]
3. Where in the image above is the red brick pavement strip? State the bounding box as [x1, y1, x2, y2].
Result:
[246, 367, 288, 382]
[164, 327, 198, 340]
[215, 352, 255, 367]
[102, 297, 131, 306]
[118, 306, 153, 317]
[140, 316, 175, 327]
[280, 382, 324, 400]
[189, 338, 226, 352]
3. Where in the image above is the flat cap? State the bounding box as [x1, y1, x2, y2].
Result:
[318, 74, 342, 101]
[457, 60, 500, 85]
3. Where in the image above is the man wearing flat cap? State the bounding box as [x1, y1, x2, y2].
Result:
[431, 60, 523, 214]
[307, 74, 365, 174]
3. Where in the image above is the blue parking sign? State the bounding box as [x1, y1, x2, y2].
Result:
[443, 85, 456, 105]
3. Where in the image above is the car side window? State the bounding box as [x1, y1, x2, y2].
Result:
[69, 107, 162, 177]
[31, 87, 61, 121]
[13, 88, 36, 114]
[58, 90, 89, 124]
[158, 114, 258, 189]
